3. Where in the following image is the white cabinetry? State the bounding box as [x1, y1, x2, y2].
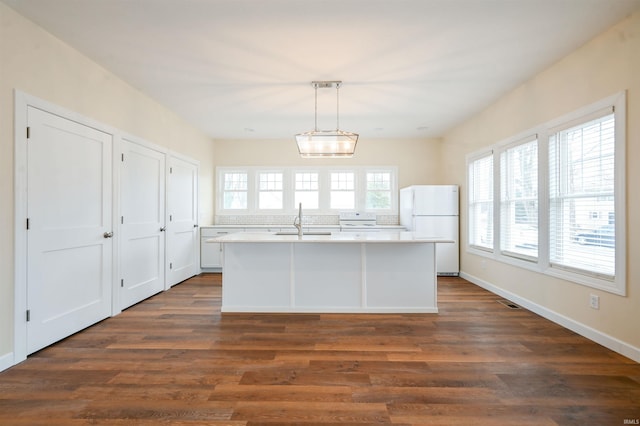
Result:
[201, 227, 242, 269]
[219, 232, 444, 313]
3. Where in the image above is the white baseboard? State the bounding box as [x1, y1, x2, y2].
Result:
[0, 352, 15, 372]
[460, 272, 640, 363]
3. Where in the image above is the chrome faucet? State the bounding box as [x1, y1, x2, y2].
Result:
[293, 202, 303, 236]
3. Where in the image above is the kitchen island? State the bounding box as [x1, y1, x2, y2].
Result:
[216, 232, 452, 314]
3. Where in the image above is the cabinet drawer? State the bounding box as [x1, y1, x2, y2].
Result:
[200, 227, 242, 237]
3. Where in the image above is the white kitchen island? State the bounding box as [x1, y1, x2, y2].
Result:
[216, 232, 452, 314]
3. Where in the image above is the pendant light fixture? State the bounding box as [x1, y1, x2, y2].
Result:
[295, 81, 359, 158]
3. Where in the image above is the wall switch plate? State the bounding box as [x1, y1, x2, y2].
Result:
[590, 294, 600, 310]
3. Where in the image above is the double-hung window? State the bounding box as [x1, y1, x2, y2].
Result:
[466, 92, 625, 294]
[294, 172, 319, 209]
[366, 172, 392, 210]
[217, 166, 397, 214]
[222, 172, 248, 210]
[549, 110, 616, 278]
[500, 137, 538, 260]
[468, 153, 494, 250]
[258, 172, 283, 209]
[330, 171, 355, 209]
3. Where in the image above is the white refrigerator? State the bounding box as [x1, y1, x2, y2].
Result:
[400, 185, 459, 276]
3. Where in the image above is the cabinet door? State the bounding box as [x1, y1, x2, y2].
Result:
[201, 238, 222, 268]
[200, 228, 240, 268]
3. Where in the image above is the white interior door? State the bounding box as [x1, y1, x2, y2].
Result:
[26, 106, 113, 354]
[166, 156, 198, 287]
[120, 139, 166, 309]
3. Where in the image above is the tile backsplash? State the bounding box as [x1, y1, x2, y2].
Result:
[215, 214, 399, 226]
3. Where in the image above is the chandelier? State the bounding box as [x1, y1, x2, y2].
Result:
[295, 81, 359, 158]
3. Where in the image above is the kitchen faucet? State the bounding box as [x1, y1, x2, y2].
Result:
[293, 203, 303, 236]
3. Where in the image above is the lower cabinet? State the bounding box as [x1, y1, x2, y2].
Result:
[201, 228, 242, 269]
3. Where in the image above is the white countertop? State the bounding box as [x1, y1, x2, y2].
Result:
[215, 231, 453, 244]
[200, 224, 405, 230]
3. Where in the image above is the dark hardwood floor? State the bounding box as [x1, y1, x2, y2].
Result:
[1, 274, 639, 425]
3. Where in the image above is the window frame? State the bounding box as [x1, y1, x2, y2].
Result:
[499, 135, 539, 262]
[256, 170, 284, 210]
[365, 170, 394, 211]
[216, 165, 398, 216]
[329, 170, 356, 210]
[467, 151, 495, 252]
[466, 92, 626, 296]
[293, 171, 320, 210]
[220, 170, 248, 210]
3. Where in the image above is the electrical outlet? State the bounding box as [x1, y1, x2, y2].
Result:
[590, 294, 600, 310]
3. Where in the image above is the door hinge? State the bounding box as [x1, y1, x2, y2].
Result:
[169, 215, 173, 222]
[169, 262, 173, 270]
[121, 279, 124, 288]
[26, 310, 30, 322]
[121, 153, 124, 162]
[121, 216, 124, 224]
[26, 218, 30, 230]
[26, 127, 31, 139]
[169, 167, 173, 174]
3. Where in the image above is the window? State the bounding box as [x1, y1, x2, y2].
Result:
[222, 172, 247, 209]
[465, 92, 625, 295]
[500, 138, 538, 260]
[258, 172, 283, 209]
[366, 172, 392, 210]
[330, 172, 355, 209]
[217, 166, 397, 214]
[294, 172, 319, 209]
[468, 153, 494, 250]
[549, 111, 615, 278]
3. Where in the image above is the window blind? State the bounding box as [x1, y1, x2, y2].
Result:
[469, 154, 494, 250]
[500, 138, 538, 260]
[549, 113, 615, 278]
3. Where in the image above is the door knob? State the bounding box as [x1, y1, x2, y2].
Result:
[160, 227, 166, 232]
[103, 232, 113, 238]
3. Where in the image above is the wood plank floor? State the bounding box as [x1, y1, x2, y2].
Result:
[1, 274, 639, 425]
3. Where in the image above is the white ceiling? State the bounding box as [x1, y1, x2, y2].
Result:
[4, 0, 640, 140]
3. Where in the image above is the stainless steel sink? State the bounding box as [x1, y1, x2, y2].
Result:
[274, 231, 332, 236]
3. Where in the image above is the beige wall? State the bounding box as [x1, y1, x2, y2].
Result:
[213, 137, 443, 213]
[2, 1, 637, 364]
[441, 12, 640, 353]
[0, 4, 215, 360]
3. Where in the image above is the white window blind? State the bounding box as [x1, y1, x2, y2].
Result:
[549, 112, 615, 278]
[500, 138, 538, 260]
[294, 172, 319, 209]
[330, 172, 355, 209]
[258, 172, 283, 209]
[366, 172, 392, 210]
[469, 154, 494, 250]
[222, 172, 247, 209]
